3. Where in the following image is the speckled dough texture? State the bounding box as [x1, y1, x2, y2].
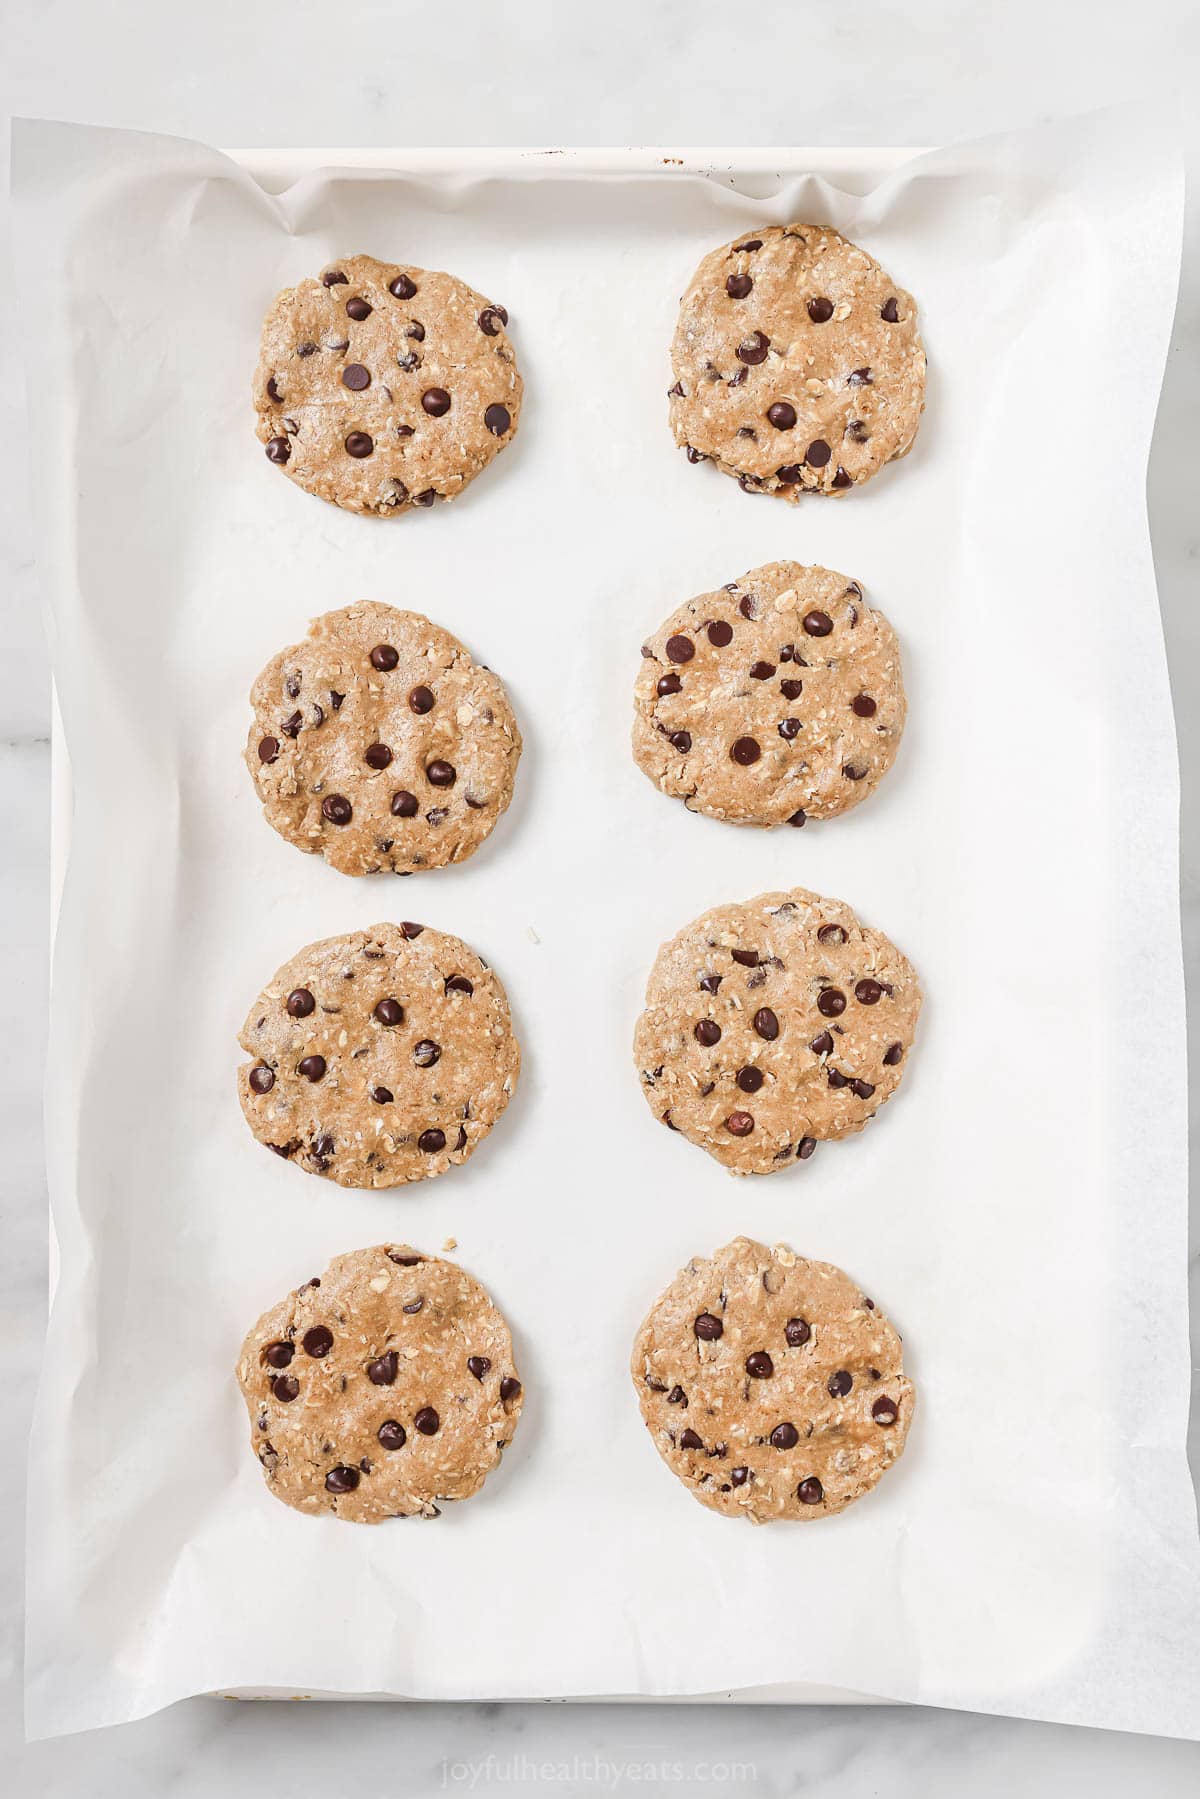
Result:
[253, 253, 522, 515]
[634, 889, 921, 1174]
[632, 1237, 913, 1522]
[633, 562, 905, 828]
[237, 1244, 524, 1523]
[247, 602, 522, 876]
[669, 224, 925, 498]
[238, 922, 520, 1188]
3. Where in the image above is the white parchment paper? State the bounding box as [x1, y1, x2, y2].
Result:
[14, 113, 1200, 1740]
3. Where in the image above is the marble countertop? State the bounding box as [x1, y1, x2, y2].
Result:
[3, 2, 1199, 1791]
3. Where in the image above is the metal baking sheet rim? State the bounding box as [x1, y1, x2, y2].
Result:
[46, 144, 922, 1709]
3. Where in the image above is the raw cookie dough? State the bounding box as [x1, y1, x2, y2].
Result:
[634, 888, 920, 1174]
[253, 253, 522, 516]
[238, 922, 520, 1188]
[632, 1236, 913, 1522]
[633, 562, 905, 828]
[237, 1243, 524, 1522]
[247, 602, 522, 877]
[668, 224, 925, 498]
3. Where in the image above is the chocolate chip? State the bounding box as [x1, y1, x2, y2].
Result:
[478, 306, 507, 334]
[881, 296, 900, 323]
[298, 1055, 327, 1082]
[810, 1031, 834, 1055]
[699, 973, 723, 993]
[736, 1066, 763, 1094]
[770, 1422, 799, 1449]
[694, 1312, 723, 1341]
[843, 764, 867, 781]
[445, 975, 474, 996]
[322, 794, 352, 825]
[500, 1376, 521, 1403]
[827, 1067, 848, 1089]
[745, 1352, 774, 1379]
[685, 446, 707, 463]
[730, 737, 761, 766]
[368, 1351, 399, 1386]
[817, 988, 846, 1018]
[817, 923, 846, 944]
[667, 1385, 687, 1406]
[484, 403, 511, 435]
[832, 467, 852, 489]
[797, 1476, 824, 1504]
[694, 1019, 721, 1046]
[736, 331, 770, 365]
[731, 1466, 749, 1487]
[421, 387, 451, 417]
[297, 341, 318, 357]
[265, 436, 291, 464]
[271, 1374, 300, 1403]
[325, 1465, 360, 1493]
[286, 987, 316, 1018]
[378, 1420, 407, 1450]
[725, 1110, 755, 1136]
[265, 1341, 294, 1370]
[248, 1063, 274, 1094]
[738, 594, 758, 619]
[778, 718, 802, 741]
[390, 273, 418, 299]
[731, 948, 759, 967]
[414, 489, 437, 506]
[803, 613, 834, 643]
[372, 1086, 394, 1104]
[345, 432, 374, 458]
[753, 1008, 779, 1041]
[345, 295, 372, 320]
[303, 1326, 333, 1357]
[467, 1356, 491, 1381]
[257, 735, 280, 763]
[852, 693, 877, 717]
[733, 238, 762, 252]
[281, 710, 303, 739]
[776, 464, 801, 484]
[342, 363, 371, 391]
[707, 620, 734, 647]
[767, 401, 797, 430]
[883, 1042, 904, 1066]
[749, 660, 776, 680]
[807, 296, 834, 323]
[797, 1136, 816, 1159]
[364, 742, 393, 770]
[846, 418, 870, 443]
[391, 790, 419, 817]
[266, 376, 284, 403]
[679, 1428, 704, 1450]
[322, 270, 348, 287]
[413, 1040, 441, 1068]
[852, 1079, 876, 1100]
[785, 1317, 811, 1347]
[657, 672, 682, 697]
[779, 678, 805, 703]
[665, 634, 694, 664]
[804, 441, 831, 472]
[848, 367, 872, 386]
[371, 643, 399, 671]
[788, 809, 807, 827]
[827, 1370, 853, 1398]
[873, 1395, 899, 1425]
[855, 978, 883, 1005]
[400, 922, 425, 939]
[426, 759, 456, 788]
[725, 272, 753, 298]
[418, 1128, 446, 1154]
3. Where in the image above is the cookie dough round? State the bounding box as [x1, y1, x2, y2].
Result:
[634, 889, 920, 1174]
[669, 224, 925, 498]
[253, 253, 522, 516]
[247, 602, 522, 877]
[237, 1244, 524, 1522]
[238, 922, 520, 1188]
[633, 562, 905, 828]
[632, 1236, 913, 1522]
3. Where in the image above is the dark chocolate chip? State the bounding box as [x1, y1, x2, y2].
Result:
[378, 1420, 407, 1450]
[749, 660, 776, 680]
[776, 464, 801, 484]
[345, 432, 374, 457]
[805, 439, 831, 468]
[855, 978, 883, 1005]
[665, 634, 694, 664]
[780, 678, 804, 701]
[413, 1040, 441, 1068]
[881, 296, 900, 323]
[778, 717, 802, 741]
[707, 620, 734, 647]
[785, 1317, 811, 1346]
[369, 1352, 399, 1385]
[725, 1110, 755, 1136]
[843, 763, 868, 781]
[325, 1465, 360, 1493]
[827, 1067, 849, 1089]
[736, 1066, 763, 1094]
[365, 742, 393, 770]
[286, 987, 315, 1018]
[298, 1055, 327, 1082]
[656, 672, 682, 697]
[733, 238, 763, 252]
[767, 401, 797, 430]
[873, 1395, 899, 1425]
[753, 1008, 779, 1041]
[484, 403, 511, 435]
[265, 1341, 294, 1369]
[322, 270, 348, 287]
[445, 976, 474, 996]
[322, 794, 352, 825]
[883, 1042, 904, 1066]
[342, 363, 370, 390]
[726, 272, 754, 298]
[731, 949, 759, 967]
[418, 1128, 446, 1154]
[281, 710, 303, 739]
[806, 296, 834, 323]
[258, 735, 279, 763]
[788, 809, 807, 827]
[500, 1377, 521, 1403]
[731, 1466, 749, 1487]
[694, 1019, 722, 1046]
[810, 1031, 834, 1055]
[467, 1356, 491, 1381]
[797, 1136, 816, 1159]
[852, 1079, 876, 1100]
[852, 693, 877, 717]
[730, 737, 761, 766]
[372, 1086, 394, 1104]
[694, 1312, 724, 1341]
[271, 1374, 300, 1402]
[797, 1477, 824, 1505]
[391, 790, 419, 817]
[679, 1429, 704, 1450]
[414, 1406, 440, 1435]
[426, 760, 456, 788]
[699, 973, 723, 993]
[248, 1063, 275, 1094]
[371, 643, 399, 670]
[832, 466, 852, 489]
[265, 436, 291, 464]
[390, 273, 418, 299]
[421, 387, 451, 417]
[817, 988, 846, 1018]
[770, 1422, 799, 1449]
[848, 367, 873, 386]
[803, 609, 834, 637]
[737, 331, 770, 365]
[303, 1326, 333, 1357]
[746, 1352, 774, 1379]
[817, 923, 846, 944]
[827, 1369, 853, 1398]
[478, 305, 508, 334]
[346, 296, 372, 320]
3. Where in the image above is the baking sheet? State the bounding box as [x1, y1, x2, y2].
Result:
[14, 113, 1200, 1740]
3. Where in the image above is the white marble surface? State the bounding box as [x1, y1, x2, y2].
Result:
[3, 2, 1199, 1791]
